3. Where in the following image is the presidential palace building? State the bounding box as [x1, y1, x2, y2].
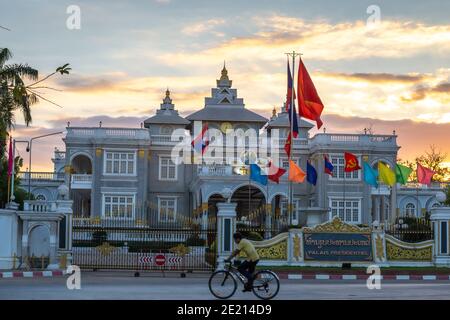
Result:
[19, 65, 445, 228]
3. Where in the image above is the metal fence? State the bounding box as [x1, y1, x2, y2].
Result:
[72, 214, 217, 271]
[385, 216, 434, 243]
[236, 204, 290, 240]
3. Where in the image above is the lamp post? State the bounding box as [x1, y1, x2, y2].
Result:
[9, 139, 29, 202]
[27, 131, 64, 199]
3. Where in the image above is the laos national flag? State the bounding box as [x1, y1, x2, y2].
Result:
[286, 61, 299, 138]
[324, 155, 334, 176]
[306, 161, 317, 185]
[191, 123, 209, 155]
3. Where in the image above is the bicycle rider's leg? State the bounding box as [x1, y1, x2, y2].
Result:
[247, 260, 258, 286]
[238, 260, 251, 281]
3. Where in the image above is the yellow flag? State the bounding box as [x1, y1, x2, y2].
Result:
[378, 162, 396, 186]
[288, 160, 306, 183]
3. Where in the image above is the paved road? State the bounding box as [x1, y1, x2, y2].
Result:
[1, 271, 450, 300]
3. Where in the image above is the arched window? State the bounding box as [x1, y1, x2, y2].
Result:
[160, 126, 172, 135]
[405, 203, 416, 216]
[35, 194, 46, 201]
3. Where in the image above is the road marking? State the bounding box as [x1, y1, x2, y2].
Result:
[423, 275, 437, 280]
[2, 272, 13, 278]
[396, 275, 410, 280]
[316, 274, 330, 280]
[23, 272, 33, 278]
[288, 274, 302, 280]
[342, 275, 357, 280]
[42, 271, 53, 277]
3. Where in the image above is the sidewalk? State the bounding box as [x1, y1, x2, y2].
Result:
[0, 270, 66, 278]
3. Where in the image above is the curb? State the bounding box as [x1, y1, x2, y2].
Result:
[0, 270, 66, 279]
[285, 274, 450, 281]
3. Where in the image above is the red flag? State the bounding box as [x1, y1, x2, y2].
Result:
[284, 132, 291, 158]
[7, 137, 13, 177]
[417, 163, 435, 186]
[268, 161, 286, 184]
[297, 59, 324, 129]
[344, 152, 361, 172]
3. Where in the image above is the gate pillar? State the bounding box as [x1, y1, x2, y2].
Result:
[430, 199, 450, 266]
[216, 202, 237, 270]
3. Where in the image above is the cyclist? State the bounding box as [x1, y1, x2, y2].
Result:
[225, 232, 260, 292]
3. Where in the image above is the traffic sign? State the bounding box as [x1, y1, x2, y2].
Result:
[155, 254, 166, 266]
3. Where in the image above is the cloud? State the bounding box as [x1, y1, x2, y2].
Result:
[159, 16, 450, 67]
[312, 114, 450, 163]
[181, 19, 226, 36]
[323, 72, 426, 83]
[401, 81, 450, 102]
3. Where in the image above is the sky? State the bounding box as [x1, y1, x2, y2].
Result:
[1, 0, 450, 171]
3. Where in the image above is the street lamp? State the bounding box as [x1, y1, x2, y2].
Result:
[9, 139, 30, 202]
[27, 131, 65, 199]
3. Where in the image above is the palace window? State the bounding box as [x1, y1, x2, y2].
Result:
[405, 203, 416, 216]
[329, 155, 360, 180]
[159, 156, 177, 180]
[330, 198, 361, 223]
[281, 198, 300, 221]
[104, 151, 136, 175]
[158, 197, 177, 222]
[103, 194, 135, 219]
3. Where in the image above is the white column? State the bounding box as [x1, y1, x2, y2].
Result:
[0, 209, 19, 269]
[216, 202, 237, 270]
[430, 207, 450, 266]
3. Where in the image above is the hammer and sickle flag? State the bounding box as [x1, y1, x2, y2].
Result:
[344, 152, 361, 172]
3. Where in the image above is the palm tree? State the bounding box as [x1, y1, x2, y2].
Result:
[0, 48, 70, 207]
[0, 48, 71, 131]
[0, 48, 38, 130]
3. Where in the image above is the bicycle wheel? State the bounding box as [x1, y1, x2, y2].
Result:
[208, 270, 237, 299]
[252, 270, 280, 300]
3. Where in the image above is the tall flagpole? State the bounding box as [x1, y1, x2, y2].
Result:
[285, 51, 301, 225]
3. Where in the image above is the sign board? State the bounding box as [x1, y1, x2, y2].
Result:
[303, 232, 373, 261]
[302, 216, 373, 262]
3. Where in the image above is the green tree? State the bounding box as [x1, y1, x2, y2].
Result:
[0, 48, 70, 207]
[444, 184, 450, 206]
[398, 144, 450, 183]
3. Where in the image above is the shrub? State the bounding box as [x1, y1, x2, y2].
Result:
[92, 230, 107, 244]
[186, 234, 206, 246]
[247, 231, 263, 241]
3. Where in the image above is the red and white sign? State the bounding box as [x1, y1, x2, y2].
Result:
[154, 254, 166, 266]
[139, 256, 152, 264]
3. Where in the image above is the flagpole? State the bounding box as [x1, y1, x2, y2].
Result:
[285, 50, 301, 225]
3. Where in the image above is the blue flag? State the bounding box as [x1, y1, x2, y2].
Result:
[363, 161, 378, 187]
[307, 161, 317, 185]
[250, 164, 268, 185]
[287, 61, 299, 138]
[324, 155, 334, 175]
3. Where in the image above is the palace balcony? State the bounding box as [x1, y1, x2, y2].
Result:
[18, 171, 65, 183]
[70, 174, 92, 189]
[65, 127, 150, 141]
[309, 133, 398, 151]
[150, 134, 186, 145]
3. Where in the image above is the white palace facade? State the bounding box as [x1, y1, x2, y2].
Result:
[19, 66, 446, 227]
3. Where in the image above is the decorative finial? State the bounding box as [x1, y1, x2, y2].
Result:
[163, 88, 172, 104]
[393, 130, 396, 136]
[272, 107, 277, 118]
[99, 121, 102, 128]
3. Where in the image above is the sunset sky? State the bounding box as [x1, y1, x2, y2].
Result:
[1, 0, 450, 171]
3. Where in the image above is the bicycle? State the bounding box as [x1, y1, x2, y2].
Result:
[208, 260, 280, 300]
